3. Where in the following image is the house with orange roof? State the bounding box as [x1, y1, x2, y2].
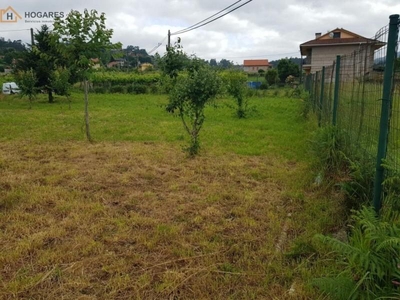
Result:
[243, 59, 272, 73]
[300, 28, 384, 74]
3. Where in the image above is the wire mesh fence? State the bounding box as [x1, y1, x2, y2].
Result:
[387, 23, 400, 184]
[305, 15, 400, 212]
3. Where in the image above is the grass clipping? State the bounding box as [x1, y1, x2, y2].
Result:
[0, 141, 297, 299]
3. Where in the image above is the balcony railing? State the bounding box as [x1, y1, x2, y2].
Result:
[303, 57, 311, 65]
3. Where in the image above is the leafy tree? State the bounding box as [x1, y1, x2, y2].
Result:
[277, 58, 300, 83]
[4, 50, 15, 65]
[158, 41, 189, 79]
[167, 58, 221, 156]
[0, 38, 26, 53]
[218, 58, 233, 69]
[223, 70, 249, 118]
[51, 67, 72, 108]
[53, 9, 120, 142]
[265, 68, 279, 86]
[15, 25, 61, 103]
[209, 58, 217, 67]
[15, 69, 38, 109]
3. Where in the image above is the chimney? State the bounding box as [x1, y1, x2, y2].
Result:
[315, 32, 322, 39]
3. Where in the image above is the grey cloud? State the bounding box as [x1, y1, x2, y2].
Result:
[1, 0, 399, 62]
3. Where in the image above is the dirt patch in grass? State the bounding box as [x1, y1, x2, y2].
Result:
[0, 140, 317, 299]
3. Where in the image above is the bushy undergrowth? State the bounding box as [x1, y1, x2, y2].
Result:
[313, 206, 400, 300]
[311, 126, 346, 175]
[309, 115, 400, 299]
[109, 85, 125, 93]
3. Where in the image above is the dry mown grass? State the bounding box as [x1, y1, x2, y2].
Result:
[0, 140, 313, 299]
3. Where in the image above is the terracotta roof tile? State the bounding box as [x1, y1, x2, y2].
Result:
[243, 59, 271, 66]
[300, 37, 377, 47]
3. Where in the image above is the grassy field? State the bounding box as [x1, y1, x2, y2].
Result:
[0, 92, 343, 299]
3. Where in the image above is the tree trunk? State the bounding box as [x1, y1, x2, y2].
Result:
[48, 90, 54, 103]
[84, 79, 92, 142]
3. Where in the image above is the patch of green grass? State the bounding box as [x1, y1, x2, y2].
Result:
[0, 91, 342, 298]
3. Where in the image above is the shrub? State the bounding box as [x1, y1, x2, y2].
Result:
[127, 84, 147, 94]
[149, 84, 159, 94]
[311, 126, 345, 175]
[313, 206, 400, 299]
[221, 70, 249, 118]
[259, 82, 268, 90]
[110, 85, 125, 93]
[94, 86, 107, 94]
[133, 84, 147, 94]
[167, 59, 221, 156]
[285, 75, 295, 85]
[265, 69, 279, 86]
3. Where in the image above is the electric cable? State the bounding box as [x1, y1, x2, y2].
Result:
[0, 29, 30, 32]
[171, 0, 252, 36]
[172, 0, 243, 35]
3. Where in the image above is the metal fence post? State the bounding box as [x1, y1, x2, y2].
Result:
[318, 67, 325, 127]
[332, 56, 341, 126]
[305, 74, 311, 92]
[373, 14, 400, 213]
[313, 72, 319, 112]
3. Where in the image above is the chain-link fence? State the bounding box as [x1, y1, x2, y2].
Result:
[305, 14, 400, 213]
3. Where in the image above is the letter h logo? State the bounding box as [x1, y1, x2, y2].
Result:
[0, 6, 22, 23]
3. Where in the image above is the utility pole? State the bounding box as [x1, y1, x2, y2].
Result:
[167, 30, 171, 50]
[30, 28, 34, 47]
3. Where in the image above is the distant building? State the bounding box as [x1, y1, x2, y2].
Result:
[90, 58, 101, 69]
[107, 59, 126, 68]
[300, 28, 384, 74]
[243, 59, 272, 73]
[139, 63, 153, 72]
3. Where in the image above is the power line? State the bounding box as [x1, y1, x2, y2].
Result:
[172, 0, 243, 36]
[170, 0, 253, 36]
[148, 35, 168, 54]
[0, 29, 30, 33]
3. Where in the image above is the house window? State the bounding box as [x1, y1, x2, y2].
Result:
[333, 32, 341, 38]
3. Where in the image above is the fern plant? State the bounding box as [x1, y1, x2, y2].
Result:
[313, 206, 400, 299]
[381, 161, 400, 223]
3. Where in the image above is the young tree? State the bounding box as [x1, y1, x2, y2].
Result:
[15, 69, 38, 109]
[53, 9, 120, 142]
[265, 68, 279, 86]
[15, 25, 62, 103]
[167, 58, 221, 156]
[158, 41, 189, 79]
[51, 67, 72, 108]
[223, 70, 249, 118]
[258, 69, 265, 76]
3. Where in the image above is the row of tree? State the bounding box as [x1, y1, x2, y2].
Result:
[14, 9, 120, 142]
[159, 41, 259, 156]
[264, 58, 300, 85]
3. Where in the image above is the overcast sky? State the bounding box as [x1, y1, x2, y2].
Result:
[1, 0, 399, 63]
